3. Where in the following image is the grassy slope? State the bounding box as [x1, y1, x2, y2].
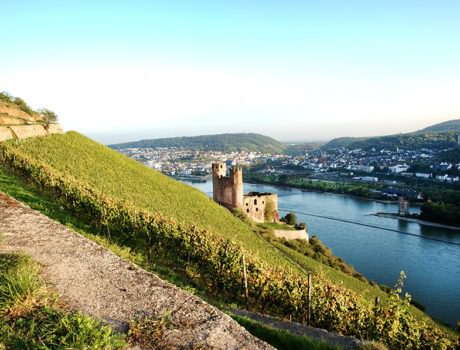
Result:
[0, 132, 453, 335]
[3, 132, 291, 268]
[0, 167, 341, 350]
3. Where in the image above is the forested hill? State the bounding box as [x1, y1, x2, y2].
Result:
[110, 133, 286, 153]
[322, 118, 460, 150]
[420, 118, 460, 133]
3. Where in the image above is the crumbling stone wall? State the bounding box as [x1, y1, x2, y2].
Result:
[243, 193, 278, 223]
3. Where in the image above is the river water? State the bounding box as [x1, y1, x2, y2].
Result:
[182, 179, 460, 328]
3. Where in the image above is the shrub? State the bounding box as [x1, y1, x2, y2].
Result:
[284, 212, 297, 225]
[12, 97, 34, 115]
[0, 92, 13, 103]
[38, 108, 59, 124]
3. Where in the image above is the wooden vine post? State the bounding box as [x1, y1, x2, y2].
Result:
[307, 272, 312, 325]
[242, 254, 249, 307]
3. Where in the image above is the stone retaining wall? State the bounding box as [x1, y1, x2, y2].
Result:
[0, 124, 64, 142]
[0, 127, 14, 142]
[273, 228, 308, 240]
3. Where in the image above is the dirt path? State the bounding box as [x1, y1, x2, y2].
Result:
[0, 192, 272, 350]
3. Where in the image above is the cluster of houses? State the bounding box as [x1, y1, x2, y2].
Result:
[116, 147, 281, 177]
[116, 142, 460, 185]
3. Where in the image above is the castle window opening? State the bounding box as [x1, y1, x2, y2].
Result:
[246, 203, 248, 206]
[262, 201, 265, 204]
[254, 199, 257, 205]
[247, 209, 249, 213]
[256, 208, 258, 212]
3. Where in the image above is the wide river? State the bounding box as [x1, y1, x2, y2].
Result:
[182, 179, 460, 328]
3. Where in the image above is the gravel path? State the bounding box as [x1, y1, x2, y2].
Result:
[231, 309, 362, 349]
[0, 192, 272, 350]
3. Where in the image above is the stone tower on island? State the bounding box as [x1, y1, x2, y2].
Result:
[212, 161, 279, 223]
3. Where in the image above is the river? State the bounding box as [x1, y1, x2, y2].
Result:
[181, 179, 460, 328]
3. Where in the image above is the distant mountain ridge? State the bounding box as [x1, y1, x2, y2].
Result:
[323, 118, 460, 150]
[420, 118, 460, 133]
[110, 132, 286, 153]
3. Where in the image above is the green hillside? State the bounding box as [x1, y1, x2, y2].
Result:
[0, 132, 456, 349]
[110, 133, 286, 153]
[421, 119, 460, 133]
[323, 119, 460, 150]
[323, 131, 457, 150]
[0, 132, 286, 266]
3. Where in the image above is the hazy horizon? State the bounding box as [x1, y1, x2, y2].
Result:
[2, 1, 460, 144]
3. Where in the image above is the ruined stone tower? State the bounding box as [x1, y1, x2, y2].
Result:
[212, 162, 244, 209]
[212, 162, 280, 223]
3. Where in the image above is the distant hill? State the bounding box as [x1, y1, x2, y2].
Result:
[110, 133, 286, 153]
[323, 118, 460, 150]
[420, 118, 460, 133]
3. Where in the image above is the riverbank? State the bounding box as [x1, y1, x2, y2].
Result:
[374, 212, 460, 232]
[244, 177, 399, 204]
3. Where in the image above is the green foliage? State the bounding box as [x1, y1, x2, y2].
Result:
[231, 314, 342, 350]
[38, 108, 59, 123]
[0, 253, 125, 349]
[11, 97, 34, 115]
[421, 119, 460, 133]
[127, 314, 173, 349]
[283, 213, 297, 225]
[436, 146, 460, 164]
[0, 132, 456, 349]
[323, 131, 458, 151]
[420, 200, 460, 226]
[0, 92, 14, 103]
[110, 132, 286, 153]
[246, 174, 379, 201]
[264, 199, 277, 222]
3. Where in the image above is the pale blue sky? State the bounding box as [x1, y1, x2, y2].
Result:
[2, 1, 460, 143]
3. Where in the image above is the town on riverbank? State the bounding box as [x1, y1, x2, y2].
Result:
[116, 135, 460, 228]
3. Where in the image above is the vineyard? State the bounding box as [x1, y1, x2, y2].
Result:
[0, 132, 457, 349]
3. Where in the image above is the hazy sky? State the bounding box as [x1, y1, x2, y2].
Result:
[1, 1, 460, 144]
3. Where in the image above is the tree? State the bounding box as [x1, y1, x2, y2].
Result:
[38, 108, 59, 124]
[284, 212, 297, 226]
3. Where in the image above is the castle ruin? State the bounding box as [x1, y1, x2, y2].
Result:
[212, 162, 279, 223]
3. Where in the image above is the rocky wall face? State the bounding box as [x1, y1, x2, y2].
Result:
[0, 104, 33, 120]
[0, 115, 28, 125]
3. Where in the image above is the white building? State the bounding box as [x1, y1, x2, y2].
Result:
[389, 164, 410, 174]
[351, 165, 375, 173]
[415, 173, 432, 179]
